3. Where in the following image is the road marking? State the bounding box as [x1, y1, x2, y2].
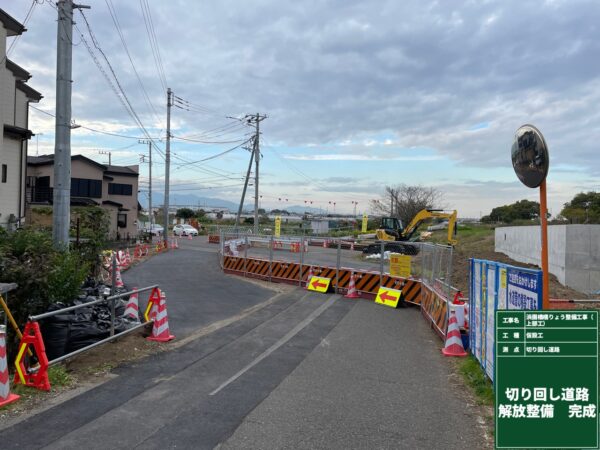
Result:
[209, 295, 338, 396]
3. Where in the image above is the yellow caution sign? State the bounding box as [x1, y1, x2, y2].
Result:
[389, 253, 411, 278]
[375, 287, 402, 308]
[361, 214, 368, 233]
[307, 276, 331, 293]
[275, 215, 281, 237]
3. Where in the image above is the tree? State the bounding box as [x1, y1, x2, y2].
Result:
[176, 208, 195, 220]
[195, 209, 206, 218]
[481, 199, 540, 223]
[560, 191, 600, 224]
[370, 184, 444, 226]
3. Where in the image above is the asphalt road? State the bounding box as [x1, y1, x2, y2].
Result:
[0, 237, 485, 449]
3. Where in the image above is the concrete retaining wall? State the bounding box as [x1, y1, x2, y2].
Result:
[495, 225, 600, 294]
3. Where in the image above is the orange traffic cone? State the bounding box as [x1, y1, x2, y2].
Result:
[124, 288, 140, 322]
[147, 291, 175, 342]
[345, 272, 360, 298]
[0, 325, 19, 408]
[305, 266, 314, 289]
[442, 311, 467, 357]
[115, 264, 124, 288]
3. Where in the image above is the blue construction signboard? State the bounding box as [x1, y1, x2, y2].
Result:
[469, 259, 542, 382]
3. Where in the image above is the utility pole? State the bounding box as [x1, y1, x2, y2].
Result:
[390, 189, 394, 217]
[98, 150, 111, 166]
[250, 113, 266, 234]
[139, 139, 153, 228]
[163, 88, 172, 246]
[235, 142, 255, 229]
[52, 0, 89, 248]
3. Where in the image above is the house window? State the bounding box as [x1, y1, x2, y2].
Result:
[108, 183, 133, 196]
[117, 213, 127, 228]
[71, 178, 102, 198]
[1, 164, 6, 183]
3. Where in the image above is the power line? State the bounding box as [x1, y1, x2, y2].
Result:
[171, 135, 248, 145]
[6, 0, 41, 57]
[75, 10, 165, 160]
[104, 0, 162, 125]
[140, 0, 167, 92]
[29, 105, 162, 141]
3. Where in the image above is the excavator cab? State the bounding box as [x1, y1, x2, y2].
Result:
[377, 217, 403, 240]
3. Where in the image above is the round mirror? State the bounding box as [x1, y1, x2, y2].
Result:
[511, 124, 549, 188]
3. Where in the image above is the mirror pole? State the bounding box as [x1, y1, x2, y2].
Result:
[539, 180, 550, 309]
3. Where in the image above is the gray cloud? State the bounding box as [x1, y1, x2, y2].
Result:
[6, 0, 600, 179]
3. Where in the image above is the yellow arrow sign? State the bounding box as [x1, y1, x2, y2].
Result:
[307, 276, 331, 293]
[375, 287, 402, 308]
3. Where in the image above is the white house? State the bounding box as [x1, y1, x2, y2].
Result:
[0, 9, 42, 229]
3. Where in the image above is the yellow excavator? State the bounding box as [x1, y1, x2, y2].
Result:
[362, 209, 458, 255]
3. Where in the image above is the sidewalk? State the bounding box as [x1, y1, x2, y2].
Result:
[221, 301, 487, 449]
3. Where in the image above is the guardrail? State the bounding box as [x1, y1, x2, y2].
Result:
[14, 284, 161, 391]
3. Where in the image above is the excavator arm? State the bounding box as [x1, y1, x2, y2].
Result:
[402, 209, 458, 245]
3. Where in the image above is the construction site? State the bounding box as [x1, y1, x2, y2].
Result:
[1, 1, 599, 449]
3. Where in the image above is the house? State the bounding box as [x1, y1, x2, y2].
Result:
[0, 9, 42, 229]
[27, 154, 140, 239]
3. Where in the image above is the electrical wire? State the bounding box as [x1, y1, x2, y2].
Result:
[104, 0, 162, 125]
[140, 0, 167, 92]
[2, 0, 42, 65]
[29, 105, 162, 141]
[76, 10, 165, 159]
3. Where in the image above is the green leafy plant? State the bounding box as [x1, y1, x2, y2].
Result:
[47, 251, 89, 303]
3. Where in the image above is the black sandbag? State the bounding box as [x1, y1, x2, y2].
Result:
[41, 312, 74, 360]
[66, 321, 110, 353]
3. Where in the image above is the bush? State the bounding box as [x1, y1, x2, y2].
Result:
[47, 251, 89, 303]
[0, 228, 89, 358]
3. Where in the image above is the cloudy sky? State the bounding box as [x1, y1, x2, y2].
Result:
[4, 0, 600, 216]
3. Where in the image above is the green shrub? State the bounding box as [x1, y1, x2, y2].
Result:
[47, 251, 89, 303]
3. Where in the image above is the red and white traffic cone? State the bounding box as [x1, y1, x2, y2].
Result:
[124, 288, 140, 322]
[350, 241, 355, 251]
[115, 264, 124, 288]
[0, 325, 19, 408]
[187, 233, 193, 241]
[125, 248, 132, 266]
[174, 238, 179, 249]
[305, 266, 314, 289]
[345, 272, 361, 298]
[322, 240, 327, 248]
[442, 310, 467, 357]
[147, 291, 175, 342]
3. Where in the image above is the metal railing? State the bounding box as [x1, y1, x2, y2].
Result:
[218, 231, 455, 301]
[29, 284, 158, 367]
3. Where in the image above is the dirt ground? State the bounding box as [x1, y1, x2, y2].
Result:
[449, 227, 598, 303]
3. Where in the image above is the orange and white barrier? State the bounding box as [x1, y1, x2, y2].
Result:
[0, 325, 19, 407]
[115, 264, 124, 288]
[442, 311, 467, 357]
[124, 288, 140, 321]
[147, 291, 175, 342]
[345, 272, 360, 298]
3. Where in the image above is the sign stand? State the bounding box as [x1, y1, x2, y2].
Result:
[539, 180, 550, 309]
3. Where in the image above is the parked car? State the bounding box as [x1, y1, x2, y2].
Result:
[173, 224, 199, 236]
[145, 224, 164, 236]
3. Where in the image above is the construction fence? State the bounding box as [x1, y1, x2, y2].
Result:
[217, 231, 458, 339]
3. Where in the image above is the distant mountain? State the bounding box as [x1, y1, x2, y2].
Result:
[140, 194, 328, 216]
[140, 192, 239, 211]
